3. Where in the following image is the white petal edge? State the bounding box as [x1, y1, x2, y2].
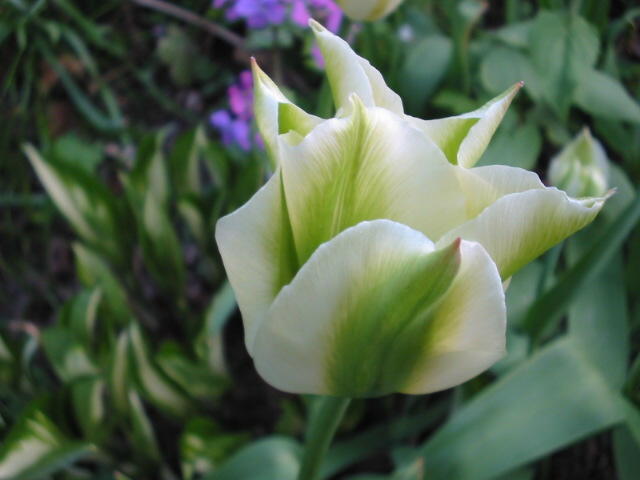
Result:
[437, 187, 608, 279]
[309, 19, 403, 115]
[215, 171, 295, 353]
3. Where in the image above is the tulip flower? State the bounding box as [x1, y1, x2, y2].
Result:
[548, 128, 609, 198]
[215, 20, 606, 399]
[335, 0, 405, 21]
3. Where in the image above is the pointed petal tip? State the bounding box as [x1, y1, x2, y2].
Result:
[308, 18, 324, 33]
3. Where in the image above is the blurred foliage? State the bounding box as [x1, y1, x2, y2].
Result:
[1, 0, 640, 479]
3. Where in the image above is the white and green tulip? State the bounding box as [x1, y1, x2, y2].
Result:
[215, 21, 607, 397]
[548, 128, 610, 198]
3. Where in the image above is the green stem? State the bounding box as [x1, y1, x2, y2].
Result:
[297, 396, 351, 480]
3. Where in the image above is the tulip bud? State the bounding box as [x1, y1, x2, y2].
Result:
[548, 128, 609, 198]
[336, 0, 405, 21]
[215, 21, 607, 397]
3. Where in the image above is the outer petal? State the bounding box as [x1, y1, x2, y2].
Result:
[456, 164, 545, 218]
[279, 95, 467, 266]
[438, 187, 608, 279]
[402, 241, 506, 394]
[251, 220, 506, 396]
[310, 19, 403, 115]
[407, 82, 523, 167]
[215, 171, 298, 353]
[336, 0, 405, 21]
[252, 59, 322, 162]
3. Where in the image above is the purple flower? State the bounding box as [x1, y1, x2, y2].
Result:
[213, 0, 342, 34]
[210, 110, 253, 151]
[210, 70, 261, 151]
[289, 0, 342, 32]
[215, 0, 287, 28]
[228, 70, 253, 120]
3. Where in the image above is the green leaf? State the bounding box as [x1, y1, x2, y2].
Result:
[66, 288, 101, 347]
[41, 326, 98, 382]
[492, 20, 534, 49]
[523, 190, 640, 341]
[170, 127, 206, 196]
[124, 133, 170, 210]
[50, 133, 102, 174]
[476, 117, 541, 170]
[480, 47, 542, 102]
[567, 245, 628, 389]
[0, 403, 94, 480]
[155, 342, 228, 400]
[529, 11, 599, 117]
[178, 194, 208, 248]
[180, 418, 248, 480]
[614, 426, 640, 480]
[71, 377, 107, 442]
[109, 331, 131, 414]
[73, 243, 130, 323]
[195, 281, 235, 375]
[24, 144, 129, 266]
[139, 188, 185, 294]
[573, 70, 640, 124]
[417, 338, 625, 480]
[323, 402, 448, 478]
[128, 323, 192, 418]
[203, 436, 301, 480]
[398, 35, 452, 114]
[126, 389, 161, 462]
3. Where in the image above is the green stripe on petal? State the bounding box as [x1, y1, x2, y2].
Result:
[251, 220, 505, 397]
[278, 95, 467, 266]
[278, 102, 323, 137]
[402, 241, 506, 393]
[438, 187, 608, 279]
[215, 170, 298, 353]
[252, 59, 321, 163]
[309, 20, 403, 115]
[408, 83, 522, 167]
[326, 235, 462, 397]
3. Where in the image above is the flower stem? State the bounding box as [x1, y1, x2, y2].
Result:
[297, 396, 351, 480]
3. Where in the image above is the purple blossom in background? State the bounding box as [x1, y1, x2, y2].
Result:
[212, 0, 342, 35]
[210, 70, 262, 151]
[214, 0, 287, 28]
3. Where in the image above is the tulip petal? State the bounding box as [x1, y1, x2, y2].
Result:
[309, 20, 403, 115]
[401, 241, 506, 394]
[337, 0, 405, 21]
[215, 171, 298, 352]
[251, 220, 505, 396]
[456, 164, 545, 218]
[252, 59, 322, 161]
[438, 187, 607, 279]
[408, 83, 522, 167]
[279, 95, 467, 266]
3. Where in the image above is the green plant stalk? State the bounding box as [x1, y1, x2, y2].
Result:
[297, 396, 351, 480]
